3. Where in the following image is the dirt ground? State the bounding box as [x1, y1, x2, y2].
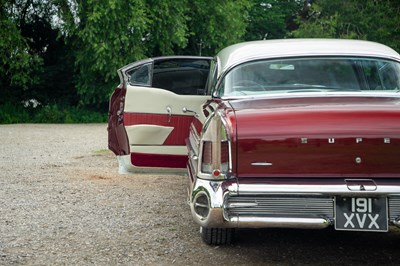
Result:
[0, 124, 399, 265]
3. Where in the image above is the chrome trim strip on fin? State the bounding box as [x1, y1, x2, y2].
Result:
[251, 162, 273, 166]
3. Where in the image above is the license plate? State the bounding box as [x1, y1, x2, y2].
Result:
[335, 197, 388, 232]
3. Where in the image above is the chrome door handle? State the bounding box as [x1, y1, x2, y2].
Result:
[182, 107, 198, 117]
[166, 106, 172, 122]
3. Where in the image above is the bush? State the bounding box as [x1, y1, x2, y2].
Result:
[0, 103, 107, 124]
[0, 103, 31, 124]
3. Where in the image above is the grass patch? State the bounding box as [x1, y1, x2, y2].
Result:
[94, 149, 111, 155]
[95, 149, 110, 153]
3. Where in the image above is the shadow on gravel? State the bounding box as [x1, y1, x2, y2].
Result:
[218, 227, 400, 265]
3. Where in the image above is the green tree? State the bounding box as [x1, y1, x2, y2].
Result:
[0, 0, 78, 107]
[0, 0, 43, 104]
[245, 0, 303, 41]
[185, 0, 252, 55]
[56, 0, 149, 106]
[145, 0, 189, 55]
[55, 0, 253, 105]
[291, 0, 400, 52]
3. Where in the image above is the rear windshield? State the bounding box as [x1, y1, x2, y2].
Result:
[217, 57, 400, 97]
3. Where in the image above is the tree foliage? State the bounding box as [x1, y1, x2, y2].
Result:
[291, 0, 400, 52]
[1, 0, 400, 115]
[55, 0, 252, 105]
[0, 0, 77, 107]
[59, 0, 149, 105]
[145, 0, 189, 55]
[245, 0, 303, 40]
[0, 0, 43, 104]
[185, 0, 251, 56]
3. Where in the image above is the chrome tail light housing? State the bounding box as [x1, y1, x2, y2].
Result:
[199, 112, 232, 180]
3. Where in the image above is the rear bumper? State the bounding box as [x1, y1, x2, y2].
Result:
[188, 173, 400, 230]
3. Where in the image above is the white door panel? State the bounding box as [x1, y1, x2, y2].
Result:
[132, 145, 187, 155]
[125, 85, 209, 119]
[125, 125, 174, 145]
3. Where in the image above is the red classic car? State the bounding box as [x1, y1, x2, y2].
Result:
[108, 39, 400, 245]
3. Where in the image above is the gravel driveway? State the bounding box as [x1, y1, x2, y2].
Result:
[0, 124, 399, 265]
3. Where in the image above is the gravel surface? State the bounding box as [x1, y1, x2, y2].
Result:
[0, 124, 399, 265]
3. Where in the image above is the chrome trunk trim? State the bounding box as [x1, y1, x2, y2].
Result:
[235, 182, 400, 197]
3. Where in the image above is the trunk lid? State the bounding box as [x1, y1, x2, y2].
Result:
[231, 95, 400, 178]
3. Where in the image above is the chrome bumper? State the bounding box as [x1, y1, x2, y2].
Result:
[188, 175, 400, 229]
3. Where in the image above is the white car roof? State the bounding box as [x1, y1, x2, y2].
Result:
[216, 39, 400, 76]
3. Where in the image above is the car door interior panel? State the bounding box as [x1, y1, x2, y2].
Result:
[125, 125, 173, 145]
[109, 56, 212, 171]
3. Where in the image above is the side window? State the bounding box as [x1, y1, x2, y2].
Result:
[379, 63, 400, 90]
[361, 60, 381, 90]
[127, 63, 151, 86]
[362, 60, 400, 90]
[152, 59, 210, 95]
[206, 59, 218, 95]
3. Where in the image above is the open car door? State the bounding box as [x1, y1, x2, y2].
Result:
[108, 56, 212, 173]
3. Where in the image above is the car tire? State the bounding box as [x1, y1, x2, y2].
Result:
[201, 227, 235, 245]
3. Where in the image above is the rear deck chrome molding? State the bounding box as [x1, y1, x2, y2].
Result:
[235, 183, 400, 196]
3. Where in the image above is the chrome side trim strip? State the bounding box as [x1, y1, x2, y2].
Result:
[220, 91, 400, 101]
[251, 162, 273, 166]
